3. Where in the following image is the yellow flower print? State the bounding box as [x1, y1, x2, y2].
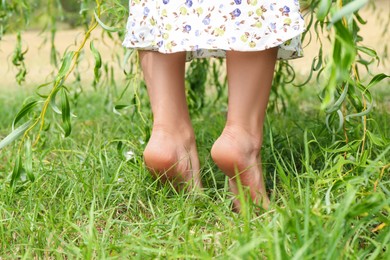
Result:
[180, 7, 187, 15]
[161, 9, 167, 17]
[255, 21, 262, 28]
[196, 7, 203, 16]
[165, 41, 177, 52]
[214, 28, 225, 36]
[247, 0, 258, 6]
[240, 34, 248, 42]
[165, 42, 173, 50]
[256, 8, 263, 17]
[124, 0, 305, 60]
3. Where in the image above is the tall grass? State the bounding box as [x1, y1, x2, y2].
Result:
[0, 84, 388, 258]
[0, 1, 389, 258]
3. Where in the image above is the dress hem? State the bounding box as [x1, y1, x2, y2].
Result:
[122, 27, 305, 61]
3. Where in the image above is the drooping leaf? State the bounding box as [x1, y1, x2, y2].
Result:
[317, 0, 332, 21]
[60, 88, 72, 137]
[329, 0, 369, 26]
[49, 85, 64, 115]
[12, 101, 39, 129]
[357, 46, 378, 58]
[94, 11, 122, 32]
[24, 139, 35, 182]
[56, 51, 75, 81]
[367, 73, 389, 89]
[90, 40, 102, 84]
[0, 120, 33, 150]
[10, 155, 22, 187]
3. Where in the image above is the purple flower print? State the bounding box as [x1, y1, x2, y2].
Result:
[184, 25, 192, 32]
[207, 39, 215, 45]
[232, 8, 241, 17]
[185, 0, 193, 8]
[123, 0, 305, 60]
[143, 7, 150, 16]
[202, 16, 211, 25]
[292, 24, 300, 30]
[282, 6, 290, 16]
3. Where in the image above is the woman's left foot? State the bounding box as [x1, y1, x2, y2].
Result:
[143, 125, 202, 191]
[211, 125, 270, 212]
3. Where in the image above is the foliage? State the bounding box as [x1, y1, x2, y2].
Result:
[0, 0, 388, 186]
[0, 87, 388, 258]
[0, 0, 388, 183]
[0, 0, 389, 258]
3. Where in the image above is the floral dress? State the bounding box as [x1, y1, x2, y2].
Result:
[123, 0, 305, 61]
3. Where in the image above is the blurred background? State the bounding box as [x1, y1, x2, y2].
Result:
[0, 0, 389, 89]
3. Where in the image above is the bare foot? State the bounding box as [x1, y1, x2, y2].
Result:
[211, 125, 270, 212]
[143, 125, 202, 190]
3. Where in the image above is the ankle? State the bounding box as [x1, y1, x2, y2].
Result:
[152, 123, 195, 141]
[222, 124, 262, 153]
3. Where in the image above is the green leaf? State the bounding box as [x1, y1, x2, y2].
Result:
[25, 139, 35, 182]
[11, 154, 22, 187]
[357, 46, 378, 58]
[325, 83, 349, 113]
[61, 88, 72, 137]
[325, 109, 344, 134]
[122, 49, 134, 73]
[56, 51, 74, 81]
[367, 73, 389, 89]
[354, 12, 367, 25]
[94, 11, 122, 32]
[317, 0, 332, 21]
[345, 101, 373, 121]
[90, 41, 102, 69]
[90, 40, 102, 81]
[0, 120, 33, 150]
[113, 104, 133, 116]
[366, 131, 386, 147]
[35, 81, 54, 98]
[50, 86, 64, 115]
[329, 0, 368, 26]
[12, 101, 39, 129]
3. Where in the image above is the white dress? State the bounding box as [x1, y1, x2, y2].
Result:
[123, 0, 305, 61]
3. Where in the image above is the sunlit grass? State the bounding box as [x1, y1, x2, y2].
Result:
[0, 83, 389, 258]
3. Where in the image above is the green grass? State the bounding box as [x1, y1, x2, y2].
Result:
[0, 82, 389, 259]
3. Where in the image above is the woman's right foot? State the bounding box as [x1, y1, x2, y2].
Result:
[143, 125, 202, 190]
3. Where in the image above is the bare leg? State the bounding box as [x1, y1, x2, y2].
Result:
[140, 51, 202, 189]
[211, 48, 278, 211]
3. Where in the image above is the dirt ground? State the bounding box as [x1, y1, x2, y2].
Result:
[0, 0, 389, 89]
